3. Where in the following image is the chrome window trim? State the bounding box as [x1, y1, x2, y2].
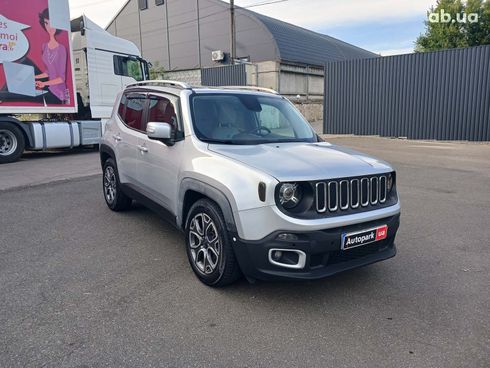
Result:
[339, 180, 349, 210]
[361, 178, 369, 207]
[370, 177, 378, 205]
[315, 182, 327, 213]
[328, 181, 338, 212]
[350, 179, 360, 209]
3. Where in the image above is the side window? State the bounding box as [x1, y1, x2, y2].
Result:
[127, 59, 143, 81]
[147, 95, 178, 129]
[120, 94, 146, 131]
[138, 0, 148, 10]
[113, 56, 144, 81]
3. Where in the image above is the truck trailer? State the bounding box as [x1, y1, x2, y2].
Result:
[0, 0, 149, 163]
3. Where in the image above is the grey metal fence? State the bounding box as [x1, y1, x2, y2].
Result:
[201, 64, 247, 86]
[324, 46, 490, 141]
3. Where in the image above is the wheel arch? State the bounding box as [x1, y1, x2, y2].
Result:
[179, 178, 238, 234]
[99, 143, 115, 169]
[0, 117, 34, 148]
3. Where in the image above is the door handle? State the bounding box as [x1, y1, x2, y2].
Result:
[138, 145, 148, 153]
[112, 134, 122, 142]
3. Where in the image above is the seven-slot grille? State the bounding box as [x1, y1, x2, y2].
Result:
[315, 175, 388, 213]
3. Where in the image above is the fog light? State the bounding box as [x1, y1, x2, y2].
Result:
[268, 248, 307, 269]
[271, 250, 283, 261]
[276, 233, 299, 242]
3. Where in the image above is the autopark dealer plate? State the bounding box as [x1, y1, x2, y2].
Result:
[341, 225, 388, 250]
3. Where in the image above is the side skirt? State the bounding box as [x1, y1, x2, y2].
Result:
[120, 183, 181, 231]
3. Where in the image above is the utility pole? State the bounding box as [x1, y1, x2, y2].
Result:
[230, 0, 236, 64]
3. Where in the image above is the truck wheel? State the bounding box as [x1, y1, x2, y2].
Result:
[185, 199, 241, 287]
[0, 122, 25, 164]
[102, 158, 132, 211]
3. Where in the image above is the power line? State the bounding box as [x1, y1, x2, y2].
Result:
[229, 0, 288, 62]
[136, 14, 259, 39]
[245, 0, 288, 8]
[103, 0, 290, 33]
[163, 0, 290, 33]
[105, 0, 291, 62]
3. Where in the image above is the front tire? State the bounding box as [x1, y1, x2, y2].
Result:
[0, 122, 25, 164]
[102, 158, 132, 211]
[185, 199, 241, 287]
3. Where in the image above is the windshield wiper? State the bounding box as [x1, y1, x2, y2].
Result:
[200, 138, 243, 145]
[200, 138, 314, 145]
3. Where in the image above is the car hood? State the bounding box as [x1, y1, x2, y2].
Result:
[208, 142, 393, 182]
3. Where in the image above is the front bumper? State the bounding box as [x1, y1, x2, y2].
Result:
[233, 214, 400, 281]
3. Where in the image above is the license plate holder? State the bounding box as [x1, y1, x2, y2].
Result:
[341, 225, 388, 250]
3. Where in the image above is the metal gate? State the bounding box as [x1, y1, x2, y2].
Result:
[201, 64, 247, 86]
[324, 45, 490, 141]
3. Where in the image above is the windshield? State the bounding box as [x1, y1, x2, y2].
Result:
[190, 93, 316, 144]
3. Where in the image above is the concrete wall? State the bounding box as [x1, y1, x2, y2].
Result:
[292, 100, 324, 126]
[198, 61, 324, 98]
[107, 0, 277, 71]
[165, 69, 202, 86]
[279, 64, 324, 98]
[252, 61, 280, 91]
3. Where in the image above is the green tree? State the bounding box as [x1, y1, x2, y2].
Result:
[415, 0, 490, 51]
[149, 61, 166, 80]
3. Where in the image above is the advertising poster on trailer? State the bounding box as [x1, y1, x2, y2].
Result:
[0, 0, 77, 113]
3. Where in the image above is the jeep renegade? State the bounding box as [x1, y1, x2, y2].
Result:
[100, 81, 400, 286]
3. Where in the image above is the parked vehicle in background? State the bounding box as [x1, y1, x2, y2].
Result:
[0, 0, 149, 164]
[100, 80, 401, 287]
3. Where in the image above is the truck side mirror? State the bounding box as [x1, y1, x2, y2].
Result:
[146, 122, 174, 146]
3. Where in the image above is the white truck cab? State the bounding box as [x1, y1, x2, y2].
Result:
[0, 12, 149, 164]
[71, 16, 149, 120]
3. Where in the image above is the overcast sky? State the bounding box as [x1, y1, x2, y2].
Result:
[68, 0, 436, 55]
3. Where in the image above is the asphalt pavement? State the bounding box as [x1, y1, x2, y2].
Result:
[0, 148, 100, 191]
[0, 137, 489, 367]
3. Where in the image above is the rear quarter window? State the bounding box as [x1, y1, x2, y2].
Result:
[117, 94, 127, 117]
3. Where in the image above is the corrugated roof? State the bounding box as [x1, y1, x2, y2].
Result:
[245, 10, 379, 66]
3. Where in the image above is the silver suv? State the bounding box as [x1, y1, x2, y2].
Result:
[100, 80, 401, 286]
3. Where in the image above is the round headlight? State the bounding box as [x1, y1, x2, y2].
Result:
[279, 183, 303, 209]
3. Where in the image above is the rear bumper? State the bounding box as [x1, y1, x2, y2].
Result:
[233, 214, 400, 281]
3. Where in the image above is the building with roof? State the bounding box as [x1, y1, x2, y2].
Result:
[106, 0, 377, 106]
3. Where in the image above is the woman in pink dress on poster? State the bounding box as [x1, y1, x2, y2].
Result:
[34, 8, 70, 105]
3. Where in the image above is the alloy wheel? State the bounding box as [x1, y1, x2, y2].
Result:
[104, 166, 117, 204]
[189, 213, 221, 274]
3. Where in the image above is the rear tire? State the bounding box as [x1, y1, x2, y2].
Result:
[0, 122, 25, 164]
[102, 158, 132, 211]
[185, 199, 241, 287]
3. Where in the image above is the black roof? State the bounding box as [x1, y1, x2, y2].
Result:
[244, 10, 378, 66]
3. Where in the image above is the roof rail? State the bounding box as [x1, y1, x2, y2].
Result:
[127, 80, 192, 89]
[215, 86, 279, 94]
